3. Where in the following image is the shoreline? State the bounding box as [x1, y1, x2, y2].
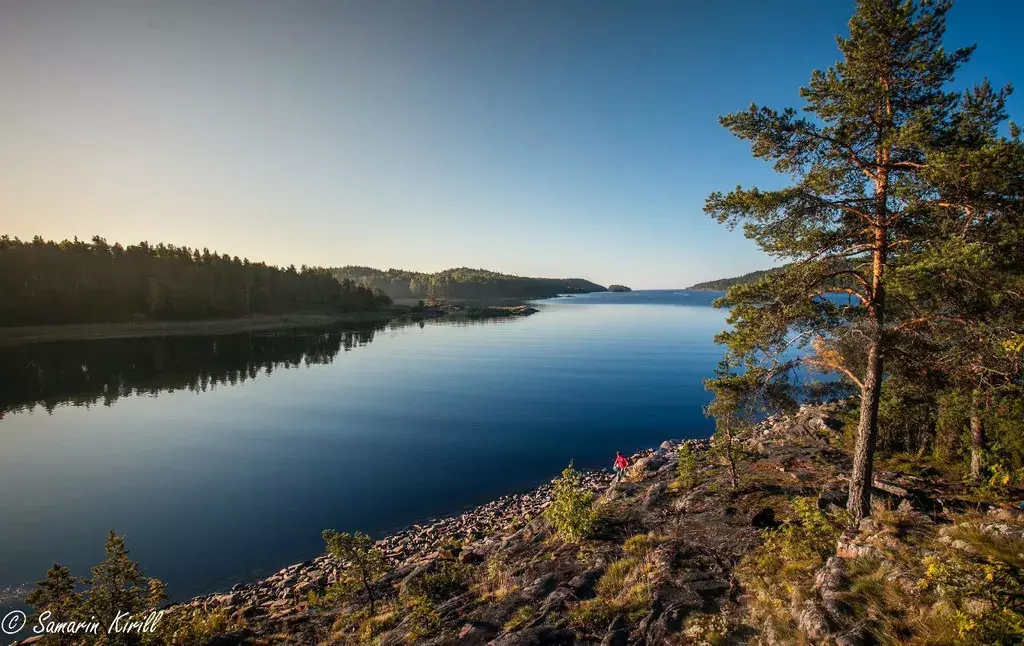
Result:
[0, 312, 402, 347]
[0, 304, 543, 347]
[161, 439, 708, 629]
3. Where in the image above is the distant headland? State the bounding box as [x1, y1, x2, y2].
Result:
[331, 266, 607, 301]
[685, 267, 783, 291]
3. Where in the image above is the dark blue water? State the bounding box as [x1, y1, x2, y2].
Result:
[0, 290, 727, 607]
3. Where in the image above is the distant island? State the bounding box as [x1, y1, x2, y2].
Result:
[607, 284, 632, 292]
[332, 266, 606, 301]
[685, 266, 783, 291]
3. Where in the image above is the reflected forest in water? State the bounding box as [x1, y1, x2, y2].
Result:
[0, 317, 514, 419]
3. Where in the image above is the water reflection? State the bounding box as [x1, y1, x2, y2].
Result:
[0, 323, 387, 419]
[0, 317, 526, 419]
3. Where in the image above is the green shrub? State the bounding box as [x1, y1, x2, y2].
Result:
[622, 533, 665, 558]
[545, 462, 597, 542]
[674, 441, 698, 491]
[919, 521, 1024, 645]
[503, 605, 535, 631]
[358, 607, 399, 643]
[567, 597, 618, 630]
[322, 529, 390, 614]
[401, 595, 441, 641]
[26, 532, 167, 646]
[736, 497, 845, 640]
[157, 607, 243, 645]
[407, 561, 473, 604]
[569, 552, 655, 630]
[480, 554, 517, 600]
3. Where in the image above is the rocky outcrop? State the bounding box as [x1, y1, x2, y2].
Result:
[160, 436, 720, 642]
[164, 468, 619, 636]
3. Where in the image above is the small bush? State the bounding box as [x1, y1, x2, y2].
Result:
[158, 608, 242, 645]
[835, 556, 915, 644]
[674, 441, 699, 491]
[570, 552, 655, 630]
[480, 554, 518, 600]
[358, 608, 399, 643]
[918, 520, 1024, 645]
[736, 497, 845, 639]
[401, 596, 441, 642]
[503, 605, 535, 631]
[594, 557, 639, 599]
[322, 529, 390, 614]
[545, 462, 597, 542]
[567, 596, 618, 630]
[407, 560, 473, 604]
[622, 532, 665, 558]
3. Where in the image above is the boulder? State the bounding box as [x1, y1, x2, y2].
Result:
[521, 574, 557, 600]
[540, 586, 575, 614]
[459, 621, 499, 644]
[642, 482, 668, 509]
[460, 549, 486, 565]
[567, 567, 603, 598]
[797, 600, 834, 642]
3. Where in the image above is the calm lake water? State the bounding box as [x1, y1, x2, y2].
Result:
[0, 290, 728, 607]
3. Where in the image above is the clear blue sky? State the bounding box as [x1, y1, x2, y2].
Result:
[2, 0, 1021, 288]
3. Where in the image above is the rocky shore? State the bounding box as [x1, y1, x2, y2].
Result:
[16, 404, 1022, 645]
[160, 439, 708, 636]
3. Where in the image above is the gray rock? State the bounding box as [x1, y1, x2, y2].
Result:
[487, 626, 576, 646]
[522, 573, 557, 600]
[540, 586, 575, 614]
[642, 482, 668, 509]
[797, 600, 834, 642]
[459, 621, 499, 644]
[600, 628, 629, 646]
[567, 567, 603, 598]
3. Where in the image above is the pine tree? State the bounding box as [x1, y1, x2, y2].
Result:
[704, 0, 1020, 519]
[321, 530, 389, 615]
[25, 562, 83, 646]
[82, 531, 164, 645]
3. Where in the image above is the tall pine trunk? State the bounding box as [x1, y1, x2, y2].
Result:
[969, 387, 985, 482]
[848, 172, 889, 520]
[848, 334, 884, 519]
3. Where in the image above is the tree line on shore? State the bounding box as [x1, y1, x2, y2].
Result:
[0, 235, 392, 327]
[703, 0, 1024, 519]
[685, 267, 785, 292]
[331, 265, 606, 301]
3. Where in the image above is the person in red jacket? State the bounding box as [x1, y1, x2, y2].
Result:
[613, 451, 630, 482]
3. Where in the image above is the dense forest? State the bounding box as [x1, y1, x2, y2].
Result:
[685, 266, 784, 291]
[0, 235, 392, 326]
[332, 266, 606, 301]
